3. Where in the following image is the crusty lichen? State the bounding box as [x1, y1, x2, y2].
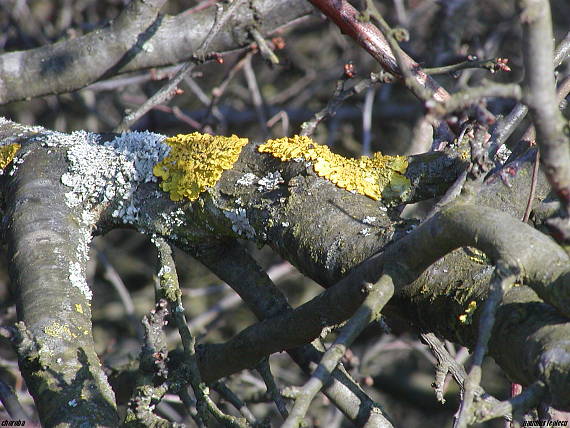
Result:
[153, 133, 249, 201]
[0, 143, 21, 170]
[44, 321, 76, 339]
[258, 135, 410, 200]
[464, 247, 490, 265]
[458, 300, 478, 324]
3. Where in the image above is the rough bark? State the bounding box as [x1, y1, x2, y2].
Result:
[2, 119, 569, 426]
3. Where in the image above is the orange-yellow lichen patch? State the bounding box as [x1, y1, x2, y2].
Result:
[153, 133, 249, 201]
[0, 143, 21, 170]
[258, 135, 410, 200]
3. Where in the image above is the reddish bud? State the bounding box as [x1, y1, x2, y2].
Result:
[344, 62, 356, 78]
[208, 53, 224, 64]
[271, 37, 286, 50]
[495, 58, 511, 72]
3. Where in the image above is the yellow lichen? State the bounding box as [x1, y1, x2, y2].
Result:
[465, 247, 490, 265]
[75, 303, 83, 314]
[44, 321, 76, 339]
[458, 300, 478, 324]
[258, 135, 410, 200]
[153, 133, 249, 201]
[0, 143, 21, 170]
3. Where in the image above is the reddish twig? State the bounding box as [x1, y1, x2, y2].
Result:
[307, 0, 449, 102]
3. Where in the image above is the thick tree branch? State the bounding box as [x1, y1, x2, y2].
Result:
[2, 123, 117, 426]
[2, 119, 570, 425]
[0, 0, 313, 104]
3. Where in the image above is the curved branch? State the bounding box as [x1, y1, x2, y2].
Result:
[4, 133, 117, 425]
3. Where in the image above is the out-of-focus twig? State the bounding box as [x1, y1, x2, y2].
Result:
[0, 379, 29, 421]
[282, 274, 395, 428]
[115, 0, 247, 131]
[300, 71, 390, 137]
[519, 3, 570, 226]
[243, 55, 269, 139]
[424, 57, 511, 76]
[307, 0, 449, 102]
[454, 262, 517, 428]
[256, 358, 289, 419]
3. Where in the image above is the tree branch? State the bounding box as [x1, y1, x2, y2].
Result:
[0, 0, 313, 104]
[519, 1, 570, 237]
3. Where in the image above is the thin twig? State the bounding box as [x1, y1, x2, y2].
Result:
[266, 110, 290, 137]
[256, 358, 289, 419]
[212, 381, 257, 425]
[155, 238, 252, 427]
[362, 0, 434, 102]
[307, 0, 449, 102]
[522, 150, 540, 223]
[421, 332, 507, 415]
[282, 274, 395, 428]
[519, 1, 570, 226]
[125, 298, 172, 426]
[0, 379, 29, 420]
[473, 381, 546, 424]
[434, 83, 522, 117]
[454, 262, 517, 428]
[202, 50, 253, 130]
[97, 250, 134, 315]
[424, 57, 511, 76]
[115, 0, 247, 131]
[243, 55, 269, 138]
[249, 27, 280, 65]
[362, 87, 375, 156]
[300, 72, 387, 137]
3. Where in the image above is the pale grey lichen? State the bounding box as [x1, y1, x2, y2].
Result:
[142, 41, 154, 53]
[55, 130, 169, 301]
[69, 261, 92, 300]
[237, 172, 258, 186]
[40, 130, 93, 148]
[257, 171, 284, 192]
[362, 216, 377, 225]
[157, 265, 172, 277]
[495, 144, 512, 164]
[7, 151, 28, 176]
[61, 130, 169, 224]
[324, 236, 342, 272]
[0, 116, 44, 135]
[159, 207, 187, 236]
[359, 228, 371, 236]
[223, 208, 256, 239]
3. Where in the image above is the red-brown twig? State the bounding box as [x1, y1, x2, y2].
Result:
[308, 0, 449, 102]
